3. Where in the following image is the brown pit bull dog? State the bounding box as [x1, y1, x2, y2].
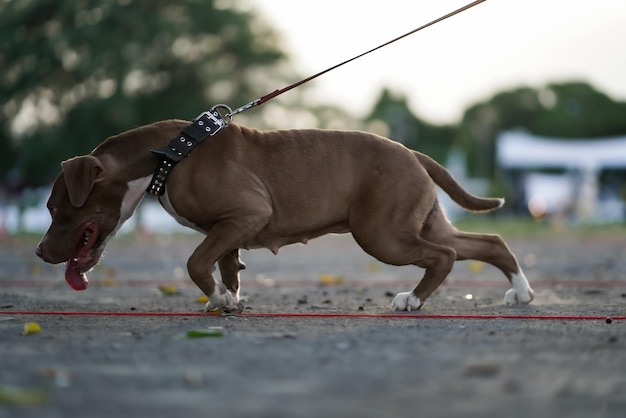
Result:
[36, 120, 534, 311]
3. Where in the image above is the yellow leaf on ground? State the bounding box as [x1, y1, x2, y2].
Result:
[31, 264, 42, 276]
[0, 386, 46, 405]
[101, 278, 118, 287]
[320, 274, 345, 285]
[468, 261, 485, 273]
[367, 262, 380, 272]
[22, 322, 41, 336]
[158, 285, 179, 296]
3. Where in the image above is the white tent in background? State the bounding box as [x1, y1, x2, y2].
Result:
[496, 131, 626, 223]
[497, 131, 626, 171]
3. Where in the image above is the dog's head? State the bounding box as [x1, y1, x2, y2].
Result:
[36, 155, 148, 290]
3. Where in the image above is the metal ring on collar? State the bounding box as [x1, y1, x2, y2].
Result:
[210, 104, 233, 126]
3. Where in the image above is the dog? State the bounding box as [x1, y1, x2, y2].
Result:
[36, 120, 534, 311]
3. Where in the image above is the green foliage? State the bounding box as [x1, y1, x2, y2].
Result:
[0, 0, 290, 187]
[458, 82, 626, 178]
[365, 89, 454, 163]
[533, 82, 626, 138]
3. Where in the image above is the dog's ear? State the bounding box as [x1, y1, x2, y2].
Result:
[61, 156, 104, 208]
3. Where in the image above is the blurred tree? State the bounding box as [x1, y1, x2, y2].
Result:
[365, 88, 455, 163]
[457, 82, 626, 178]
[0, 0, 296, 187]
[533, 82, 626, 138]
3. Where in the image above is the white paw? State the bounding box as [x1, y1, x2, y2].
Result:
[391, 292, 423, 311]
[204, 283, 240, 312]
[504, 272, 535, 305]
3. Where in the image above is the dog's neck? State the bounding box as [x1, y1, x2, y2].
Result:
[92, 119, 192, 183]
[87, 120, 195, 232]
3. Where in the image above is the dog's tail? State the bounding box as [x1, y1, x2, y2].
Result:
[414, 151, 504, 212]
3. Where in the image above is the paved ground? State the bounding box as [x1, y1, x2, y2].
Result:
[1, 230, 625, 417]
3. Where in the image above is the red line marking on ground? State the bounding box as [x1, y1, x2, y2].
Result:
[1, 311, 623, 321]
[3, 279, 626, 288]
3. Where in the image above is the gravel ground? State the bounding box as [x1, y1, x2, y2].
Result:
[1, 231, 626, 417]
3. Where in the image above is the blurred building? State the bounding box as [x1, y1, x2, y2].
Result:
[497, 130, 626, 224]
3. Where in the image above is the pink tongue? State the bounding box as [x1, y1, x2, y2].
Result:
[65, 258, 89, 291]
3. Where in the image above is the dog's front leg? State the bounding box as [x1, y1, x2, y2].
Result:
[217, 249, 246, 309]
[187, 229, 246, 313]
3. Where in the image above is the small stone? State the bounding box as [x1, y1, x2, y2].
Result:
[463, 363, 501, 378]
[184, 370, 204, 388]
[335, 341, 351, 351]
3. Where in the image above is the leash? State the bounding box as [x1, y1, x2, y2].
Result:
[226, 0, 488, 118]
[147, 0, 488, 196]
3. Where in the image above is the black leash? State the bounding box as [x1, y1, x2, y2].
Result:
[147, 0, 488, 196]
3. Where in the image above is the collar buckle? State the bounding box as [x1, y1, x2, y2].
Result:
[147, 104, 233, 196]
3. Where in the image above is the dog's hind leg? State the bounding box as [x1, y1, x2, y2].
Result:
[353, 230, 456, 311]
[423, 216, 535, 305]
[452, 231, 534, 305]
[388, 239, 457, 311]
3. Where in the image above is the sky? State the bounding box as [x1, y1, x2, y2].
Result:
[250, 0, 626, 124]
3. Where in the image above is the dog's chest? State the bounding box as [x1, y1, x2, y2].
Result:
[158, 189, 206, 234]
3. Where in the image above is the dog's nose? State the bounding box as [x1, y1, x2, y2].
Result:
[35, 242, 59, 264]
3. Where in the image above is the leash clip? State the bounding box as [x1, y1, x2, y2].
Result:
[195, 104, 233, 132]
[225, 99, 260, 118]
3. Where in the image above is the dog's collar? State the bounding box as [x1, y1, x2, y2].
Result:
[147, 105, 232, 196]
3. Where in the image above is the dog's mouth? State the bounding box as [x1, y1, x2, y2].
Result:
[65, 222, 100, 291]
